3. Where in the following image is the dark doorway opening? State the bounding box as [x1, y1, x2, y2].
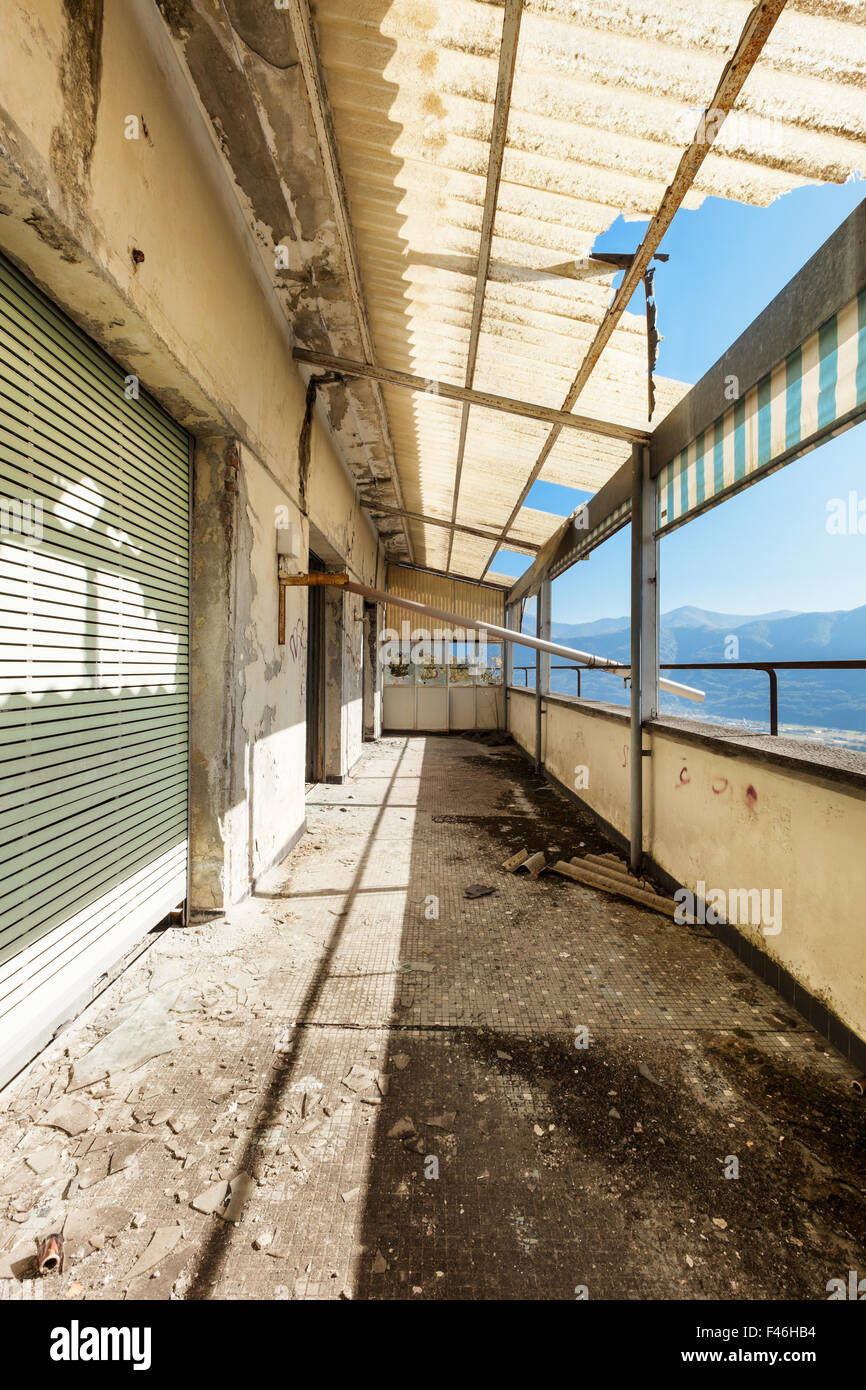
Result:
[362, 598, 379, 739]
[305, 551, 326, 787]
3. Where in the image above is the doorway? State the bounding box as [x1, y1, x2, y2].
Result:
[305, 551, 326, 787]
[362, 599, 380, 739]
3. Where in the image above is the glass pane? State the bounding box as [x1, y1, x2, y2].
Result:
[448, 660, 473, 685]
[417, 661, 446, 686]
[384, 658, 414, 686]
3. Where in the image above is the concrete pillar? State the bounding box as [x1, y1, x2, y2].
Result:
[323, 585, 342, 781]
[189, 435, 245, 912]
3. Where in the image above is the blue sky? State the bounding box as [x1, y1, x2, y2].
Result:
[494, 178, 866, 625]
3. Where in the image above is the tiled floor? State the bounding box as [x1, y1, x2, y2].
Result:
[0, 735, 864, 1300]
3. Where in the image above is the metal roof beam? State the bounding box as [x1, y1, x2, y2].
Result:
[479, 0, 790, 579]
[292, 348, 649, 442]
[446, 0, 524, 572]
[507, 463, 634, 606]
[359, 498, 541, 552]
[390, 562, 513, 590]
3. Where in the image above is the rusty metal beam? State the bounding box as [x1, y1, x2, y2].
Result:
[286, 0, 415, 563]
[390, 562, 513, 590]
[278, 573, 703, 701]
[359, 498, 540, 552]
[292, 348, 649, 443]
[479, 0, 789, 578]
[446, 0, 524, 573]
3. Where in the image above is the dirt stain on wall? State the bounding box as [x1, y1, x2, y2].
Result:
[49, 0, 105, 206]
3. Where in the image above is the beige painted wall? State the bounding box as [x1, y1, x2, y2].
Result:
[0, 0, 382, 909]
[508, 689, 866, 1044]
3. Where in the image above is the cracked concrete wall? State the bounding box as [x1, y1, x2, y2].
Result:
[0, 0, 382, 910]
[153, 0, 412, 563]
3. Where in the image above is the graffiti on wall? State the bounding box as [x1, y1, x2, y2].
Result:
[288, 617, 307, 664]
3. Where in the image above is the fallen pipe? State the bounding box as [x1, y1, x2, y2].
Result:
[36, 1233, 63, 1275]
[281, 573, 704, 703]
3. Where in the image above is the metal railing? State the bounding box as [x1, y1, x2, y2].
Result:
[511, 659, 866, 736]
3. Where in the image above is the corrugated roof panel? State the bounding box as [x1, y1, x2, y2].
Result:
[386, 561, 506, 629]
[311, 0, 866, 577]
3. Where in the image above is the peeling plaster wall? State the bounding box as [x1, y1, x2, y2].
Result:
[0, 0, 383, 911]
[508, 689, 866, 1047]
[153, 0, 412, 563]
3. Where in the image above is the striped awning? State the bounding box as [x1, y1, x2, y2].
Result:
[549, 499, 632, 577]
[656, 287, 866, 535]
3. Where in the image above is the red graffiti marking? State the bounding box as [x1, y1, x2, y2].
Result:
[712, 777, 730, 795]
[621, 744, 628, 768]
[745, 783, 758, 811]
[676, 765, 691, 788]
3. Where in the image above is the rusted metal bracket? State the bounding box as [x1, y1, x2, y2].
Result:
[577, 251, 667, 423]
[276, 572, 702, 701]
[281, 572, 349, 586]
[278, 572, 349, 644]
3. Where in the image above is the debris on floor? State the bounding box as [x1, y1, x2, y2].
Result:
[551, 854, 677, 917]
[502, 848, 529, 872]
[0, 736, 862, 1302]
[35, 1233, 63, 1275]
[518, 851, 548, 879]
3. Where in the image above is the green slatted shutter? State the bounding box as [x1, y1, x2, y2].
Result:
[0, 254, 189, 1085]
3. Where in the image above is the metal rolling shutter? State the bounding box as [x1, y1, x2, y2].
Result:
[0, 253, 189, 1086]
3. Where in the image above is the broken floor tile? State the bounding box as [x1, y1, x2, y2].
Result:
[0, 1163, 31, 1197]
[0, 1241, 36, 1280]
[75, 1152, 112, 1190]
[125, 1244, 192, 1301]
[127, 1225, 183, 1280]
[63, 1206, 131, 1255]
[341, 1065, 377, 1093]
[108, 1135, 152, 1174]
[24, 1142, 64, 1176]
[37, 1099, 97, 1138]
[190, 1181, 229, 1216]
[387, 1116, 416, 1139]
[426, 1111, 456, 1130]
[68, 985, 181, 1092]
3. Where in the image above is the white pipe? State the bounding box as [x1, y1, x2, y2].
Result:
[344, 579, 704, 703]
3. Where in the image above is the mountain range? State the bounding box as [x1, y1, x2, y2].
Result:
[511, 604, 866, 740]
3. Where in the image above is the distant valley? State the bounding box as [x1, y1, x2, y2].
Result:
[511, 604, 866, 746]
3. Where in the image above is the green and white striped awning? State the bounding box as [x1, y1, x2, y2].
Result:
[548, 499, 632, 577]
[656, 288, 866, 535]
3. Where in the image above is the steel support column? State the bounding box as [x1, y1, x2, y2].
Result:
[535, 577, 551, 771]
[630, 443, 658, 875]
[504, 602, 515, 730]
